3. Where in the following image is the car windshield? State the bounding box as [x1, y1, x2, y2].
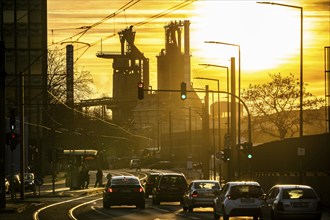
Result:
[195, 182, 219, 190]
[282, 188, 317, 199]
[111, 178, 140, 185]
[24, 174, 34, 180]
[161, 175, 185, 185]
[148, 175, 158, 183]
[230, 185, 263, 198]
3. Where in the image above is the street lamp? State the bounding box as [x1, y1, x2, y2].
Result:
[257, 1, 304, 137]
[199, 64, 230, 135]
[204, 41, 242, 165]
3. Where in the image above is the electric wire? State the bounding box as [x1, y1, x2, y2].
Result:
[47, 90, 151, 141]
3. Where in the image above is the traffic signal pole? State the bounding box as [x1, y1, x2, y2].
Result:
[0, 41, 6, 208]
[143, 87, 252, 180]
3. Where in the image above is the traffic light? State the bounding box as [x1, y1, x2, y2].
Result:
[180, 82, 187, 100]
[9, 108, 16, 131]
[137, 82, 144, 100]
[6, 132, 19, 151]
[242, 142, 253, 159]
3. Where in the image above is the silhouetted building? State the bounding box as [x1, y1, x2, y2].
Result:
[2, 1, 48, 175]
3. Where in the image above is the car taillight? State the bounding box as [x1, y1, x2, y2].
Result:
[134, 187, 143, 193]
[107, 188, 119, 193]
[277, 202, 284, 211]
[192, 191, 198, 198]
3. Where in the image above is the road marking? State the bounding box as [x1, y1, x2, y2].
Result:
[68, 198, 103, 220]
[32, 193, 102, 220]
[90, 205, 113, 217]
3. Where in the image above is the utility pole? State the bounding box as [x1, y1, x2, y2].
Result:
[0, 41, 6, 208]
[230, 57, 237, 180]
[202, 85, 210, 179]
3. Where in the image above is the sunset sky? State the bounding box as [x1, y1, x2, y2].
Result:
[47, 0, 330, 99]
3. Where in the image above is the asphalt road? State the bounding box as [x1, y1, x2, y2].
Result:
[1, 169, 329, 220]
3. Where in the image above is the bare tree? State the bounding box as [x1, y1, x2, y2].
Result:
[47, 47, 95, 104]
[241, 73, 324, 140]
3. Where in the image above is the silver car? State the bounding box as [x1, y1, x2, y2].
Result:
[214, 181, 265, 220]
[260, 184, 322, 220]
[183, 180, 221, 212]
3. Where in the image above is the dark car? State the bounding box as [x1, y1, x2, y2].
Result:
[148, 161, 173, 170]
[144, 172, 160, 198]
[152, 173, 187, 205]
[6, 174, 21, 193]
[103, 175, 145, 209]
[183, 180, 221, 212]
[129, 159, 141, 169]
[24, 173, 36, 192]
[260, 184, 322, 220]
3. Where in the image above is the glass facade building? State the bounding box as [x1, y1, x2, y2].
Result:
[1, 0, 48, 175]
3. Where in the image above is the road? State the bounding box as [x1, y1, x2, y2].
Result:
[1, 169, 329, 220]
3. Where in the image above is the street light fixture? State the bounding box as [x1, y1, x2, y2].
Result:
[257, 1, 304, 137]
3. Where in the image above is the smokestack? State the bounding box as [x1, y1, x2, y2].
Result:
[184, 20, 191, 88]
[66, 44, 74, 107]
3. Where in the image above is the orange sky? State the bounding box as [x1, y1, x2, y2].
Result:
[48, 0, 330, 99]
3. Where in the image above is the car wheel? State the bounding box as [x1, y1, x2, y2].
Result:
[152, 197, 160, 205]
[138, 202, 145, 209]
[188, 206, 193, 212]
[214, 210, 220, 220]
[103, 199, 110, 209]
[223, 214, 229, 220]
[271, 211, 278, 220]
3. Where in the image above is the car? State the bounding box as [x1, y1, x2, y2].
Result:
[129, 159, 141, 169]
[5, 177, 10, 194]
[148, 160, 173, 169]
[214, 181, 265, 220]
[24, 173, 36, 192]
[152, 172, 187, 205]
[103, 175, 145, 209]
[6, 174, 21, 193]
[144, 172, 160, 198]
[183, 180, 221, 212]
[260, 184, 322, 220]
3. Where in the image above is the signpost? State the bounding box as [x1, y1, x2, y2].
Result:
[35, 176, 44, 196]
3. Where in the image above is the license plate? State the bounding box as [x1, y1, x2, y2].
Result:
[241, 198, 255, 203]
[120, 189, 131, 193]
[292, 202, 308, 208]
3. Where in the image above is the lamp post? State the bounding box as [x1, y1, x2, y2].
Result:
[194, 77, 220, 180]
[199, 64, 230, 135]
[257, 1, 304, 137]
[204, 41, 242, 178]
